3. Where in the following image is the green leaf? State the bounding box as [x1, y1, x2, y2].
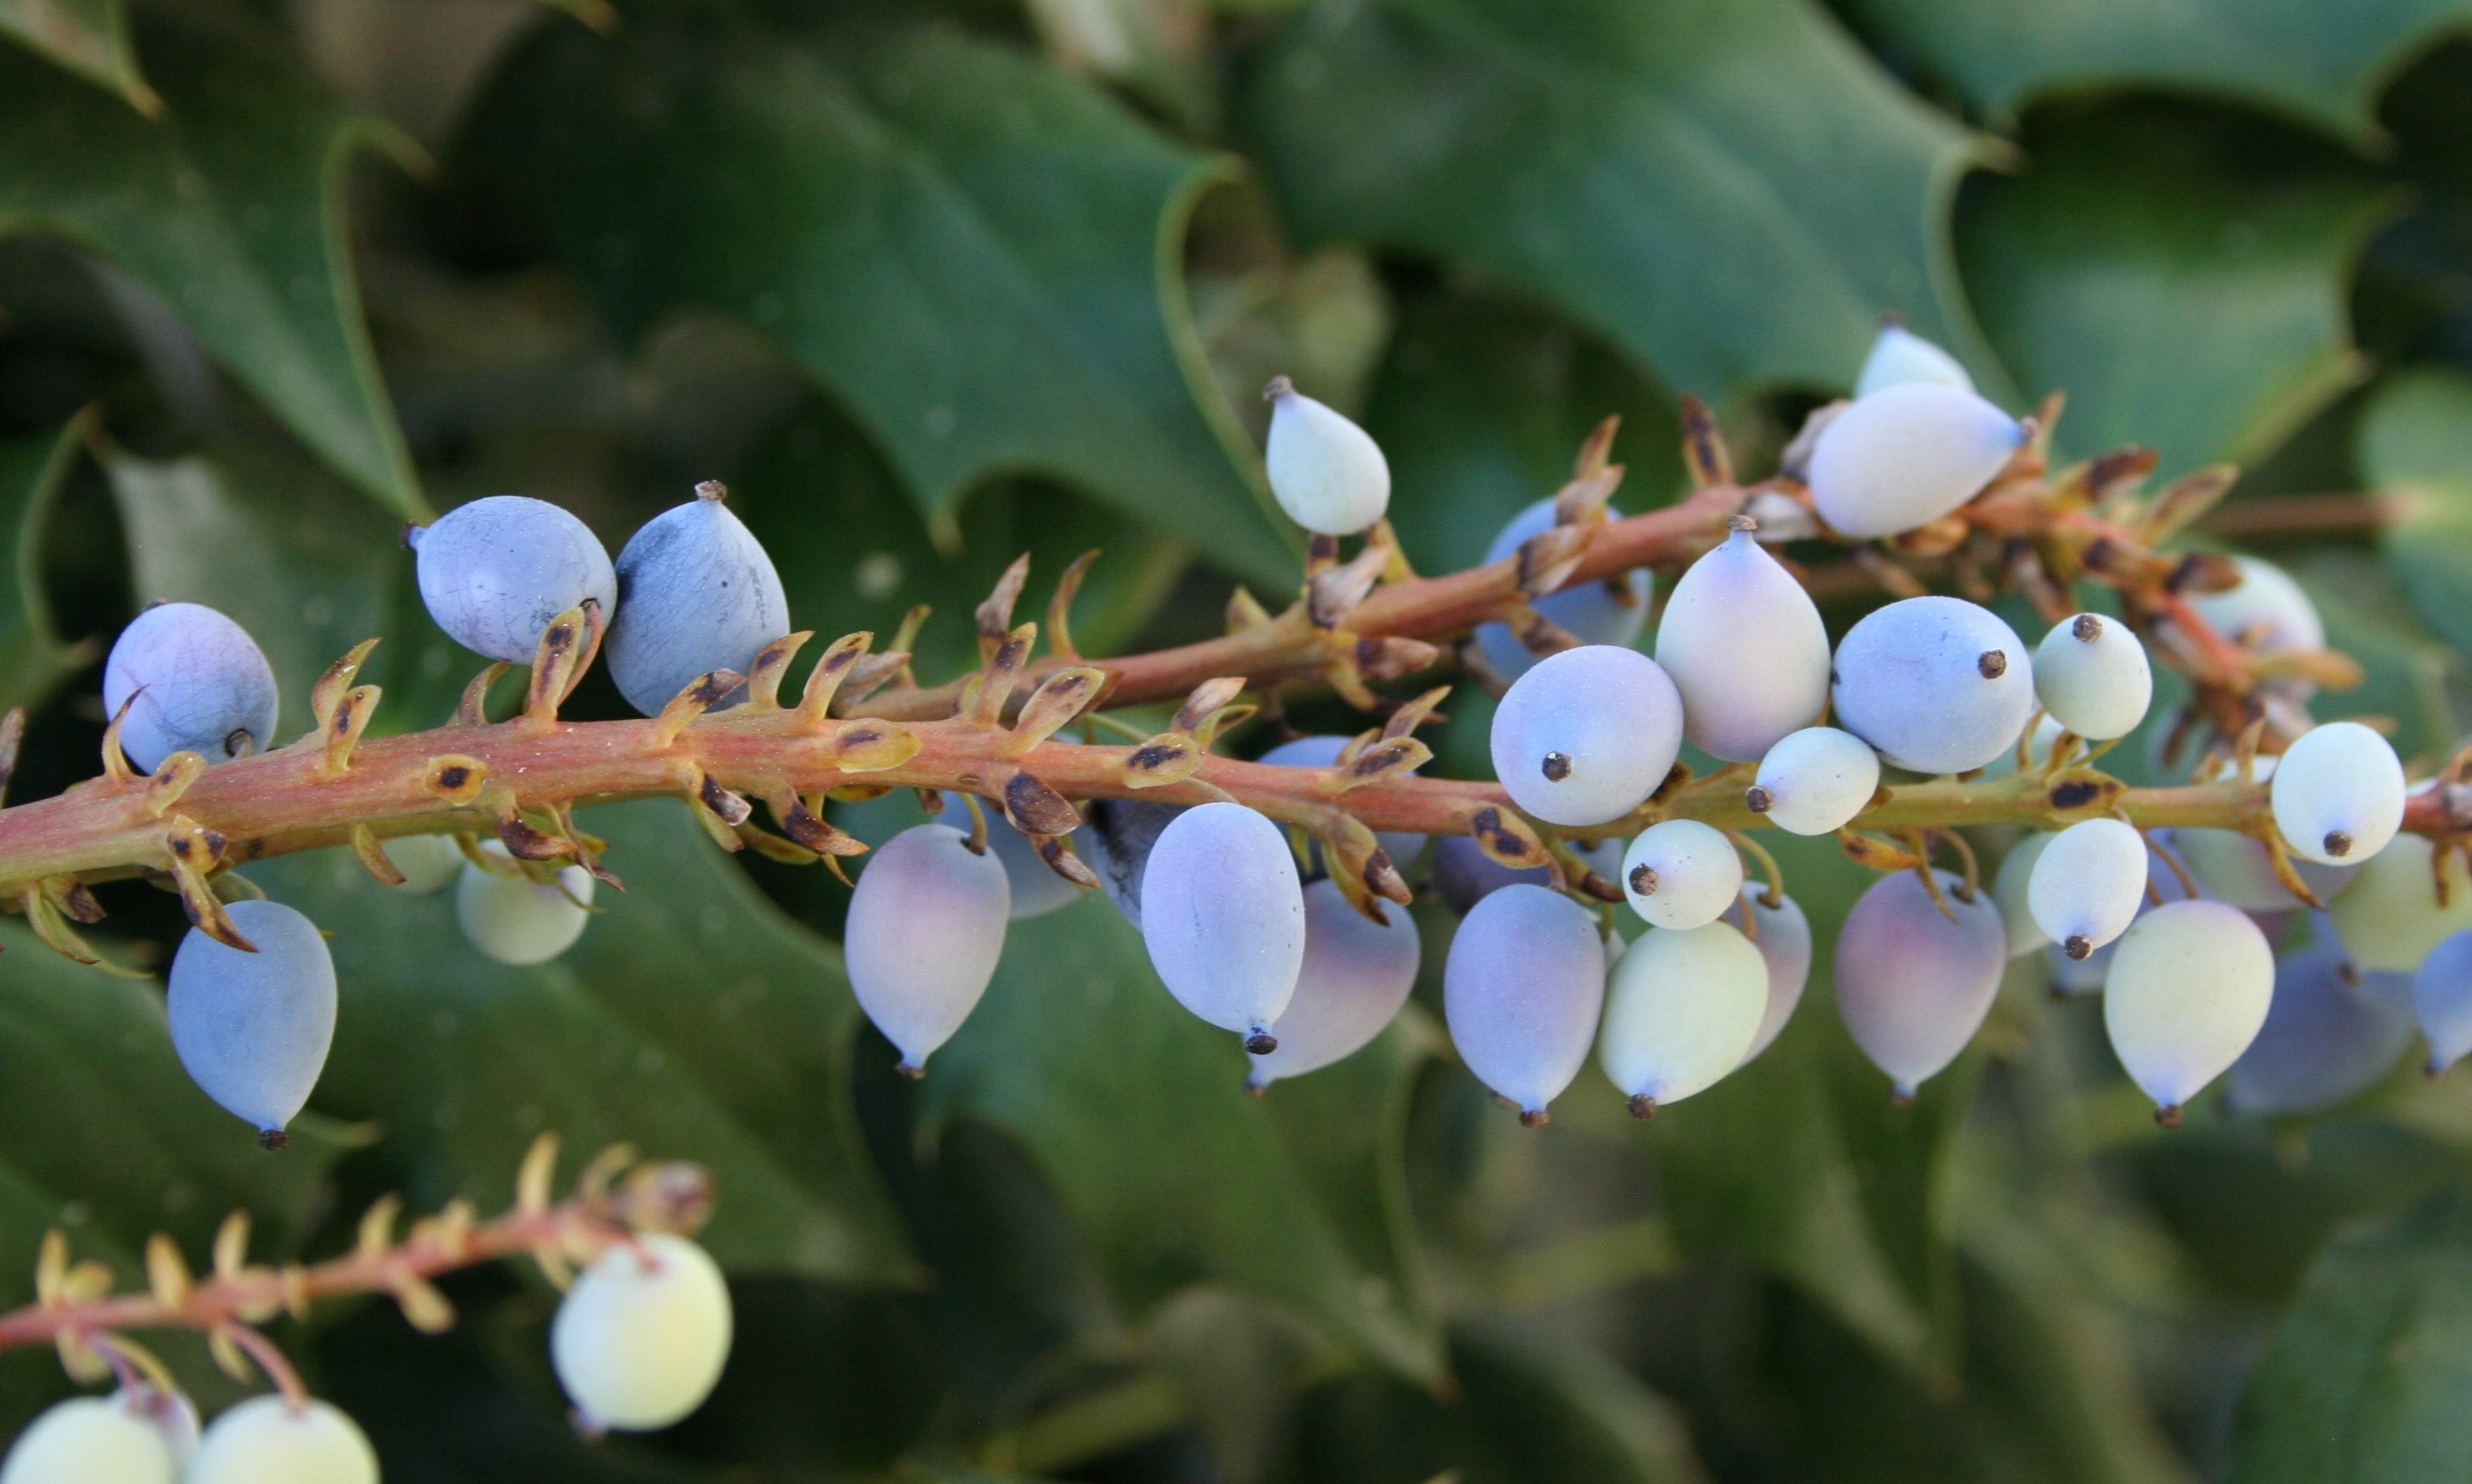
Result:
[0, 10, 422, 515]
[2232, 1190, 2472, 1482]
[1836, 0, 2472, 142]
[0, 0, 155, 116]
[247, 799, 915, 1283]
[1236, 0, 1992, 402]
[463, 6, 1297, 589]
[0, 415, 96, 719]
[1958, 101, 2393, 477]
[2357, 366, 2472, 658]
[916, 895, 1444, 1382]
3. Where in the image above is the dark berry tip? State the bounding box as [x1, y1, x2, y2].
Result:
[2154, 1104, 2185, 1128]
[2072, 614, 2102, 642]
[1540, 750, 1573, 782]
[894, 1060, 926, 1081]
[2324, 829, 2354, 858]
[1244, 1031, 1278, 1056]
[257, 1128, 289, 1151]
[2063, 934, 2092, 961]
[1262, 374, 1294, 401]
[1977, 649, 2008, 679]
[1627, 1094, 1656, 1120]
[1517, 1108, 1551, 1128]
[1744, 785, 1774, 814]
[1629, 864, 1658, 895]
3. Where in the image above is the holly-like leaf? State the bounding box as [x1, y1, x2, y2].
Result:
[1960, 101, 2394, 478]
[0, 0, 154, 116]
[0, 415, 96, 720]
[1836, 0, 2472, 142]
[2358, 366, 2472, 658]
[462, 5, 1297, 589]
[247, 800, 916, 1283]
[1236, 0, 1993, 402]
[0, 9, 422, 515]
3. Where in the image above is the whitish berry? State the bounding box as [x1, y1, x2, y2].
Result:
[1, 1395, 177, 1484]
[185, 1398, 376, 1484]
[456, 841, 593, 966]
[2029, 818, 2149, 961]
[984, 821, 1082, 919]
[168, 900, 336, 1147]
[379, 832, 465, 895]
[2322, 832, 2472, 977]
[1834, 870, 2006, 1097]
[1259, 734, 1424, 868]
[101, 603, 279, 773]
[1443, 883, 1604, 1122]
[2187, 555, 2323, 655]
[1263, 378, 1389, 535]
[1080, 797, 1182, 924]
[1654, 520, 1830, 760]
[1473, 497, 1651, 680]
[1807, 382, 2024, 538]
[2226, 946, 2413, 1115]
[1491, 645, 1683, 826]
[2104, 900, 2274, 1120]
[1749, 726, 1880, 836]
[410, 494, 617, 663]
[1854, 323, 1973, 398]
[605, 482, 791, 716]
[1139, 803, 1306, 1049]
[2272, 722, 2405, 866]
[1728, 889, 1811, 1064]
[1599, 921, 1767, 1113]
[846, 824, 1011, 1074]
[1993, 831, 2055, 957]
[2414, 928, 2472, 1074]
[1830, 596, 2035, 774]
[1249, 880, 1421, 1088]
[2033, 613, 2151, 740]
[551, 1232, 733, 1432]
[1620, 819, 1742, 930]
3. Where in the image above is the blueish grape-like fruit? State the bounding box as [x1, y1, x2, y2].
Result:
[1834, 870, 2006, 1097]
[1080, 797, 1183, 924]
[1620, 819, 1742, 930]
[2272, 722, 2405, 867]
[2028, 818, 2149, 961]
[1473, 498, 1652, 680]
[1598, 921, 1766, 1112]
[1429, 834, 1622, 915]
[0, 1395, 176, 1484]
[2414, 928, 2472, 1074]
[167, 900, 337, 1146]
[1994, 831, 2055, 957]
[456, 841, 594, 965]
[984, 821, 1082, 919]
[1248, 880, 1421, 1089]
[378, 832, 465, 895]
[2326, 832, 2470, 971]
[1749, 726, 1880, 836]
[1259, 734, 1423, 868]
[1654, 520, 1830, 760]
[1807, 383, 2025, 538]
[605, 483, 791, 716]
[1830, 596, 2035, 775]
[2104, 900, 2274, 1118]
[551, 1232, 734, 1432]
[1728, 888, 1811, 1064]
[1139, 803, 1306, 1048]
[101, 603, 279, 773]
[2187, 555, 2323, 656]
[846, 824, 1011, 1072]
[2226, 946, 2414, 1115]
[409, 495, 617, 663]
[185, 1398, 376, 1484]
[1264, 379, 1389, 535]
[2032, 613, 2151, 740]
[1491, 645, 1684, 826]
[1443, 884, 1604, 1122]
[1854, 323, 1973, 398]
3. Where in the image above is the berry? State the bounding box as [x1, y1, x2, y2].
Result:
[1598, 921, 1767, 1113]
[456, 841, 594, 966]
[1, 1395, 177, 1484]
[2271, 722, 2405, 866]
[1248, 880, 1421, 1089]
[1831, 597, 2035, 774]
[378, 832, 465, 895]
[2226, 945, 2413, 1115]
[1853, 323, 1973, 398]
[1807, 382, 2024, 538]
[101, 603, 279, 773]
[1834, 870, 2006, 1097]
[1259, 734, 1424, 869]
[2413, 928, 2472, 1075]
[1079, 798, 1183, 924]
[2326, 832, 2472, 972]
[1490, 645, 1683, 826]
[1653, 520, 1829, 761]
[1749, 726, 1880, 836]
[167, 900, 337, 1146]
[984, 820, 1082, 919]
[2028, 818, 2149, 961]
[1727, 888, 1811, 1064]
[1992, 831, 2055, 956]
[408, 494, 617, 663]
[1263, 378, 1389, 536]
[846, 824, 1012, 1073]
[1443, 883, 1604, 1122]
[2177, 821, 2355, 912]
[605, 483, 791, 716]
[185, 1398, 376, 1484]
[1619, 819, 1742, 930]
[2103, 900, 2274, 1119]
[2032, 613, 2151, 740]
[2186, 555, 2323, 656]
[1473, 497, 1651, 680]
[551, 1233, 734, 1432]
[1138, 802, 1306, 1048]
